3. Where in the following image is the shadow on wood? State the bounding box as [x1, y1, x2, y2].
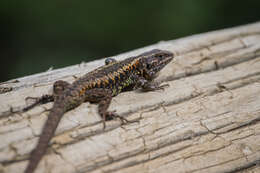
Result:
[1, 22, 260, 173]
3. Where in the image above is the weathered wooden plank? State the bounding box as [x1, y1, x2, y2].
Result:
[1, 22, 260, 173]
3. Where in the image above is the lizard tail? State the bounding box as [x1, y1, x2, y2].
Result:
[24, 101, 66, 173]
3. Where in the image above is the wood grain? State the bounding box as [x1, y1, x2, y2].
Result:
[1, 22, 260, 173]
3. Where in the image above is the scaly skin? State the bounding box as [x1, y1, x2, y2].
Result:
[23, 49, 174, 173]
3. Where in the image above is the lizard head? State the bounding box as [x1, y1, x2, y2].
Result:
[141, 49, 174, 80]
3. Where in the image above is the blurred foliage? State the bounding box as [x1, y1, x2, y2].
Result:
[0, 0, 260, 81]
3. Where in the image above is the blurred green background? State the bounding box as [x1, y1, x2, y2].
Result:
[1, 1, 260, 82]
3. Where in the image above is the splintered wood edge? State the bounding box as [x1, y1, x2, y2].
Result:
[0, 22, 260, 173]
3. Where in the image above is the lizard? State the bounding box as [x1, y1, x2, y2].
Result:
[22, 49, 174, 173]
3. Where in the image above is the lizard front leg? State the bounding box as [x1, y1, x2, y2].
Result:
[85, 88, 130, 129]
[134, 77, 169, 92]
[23, 80, 70, 111]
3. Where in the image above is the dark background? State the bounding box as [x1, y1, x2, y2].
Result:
[1, 1, 260, 82]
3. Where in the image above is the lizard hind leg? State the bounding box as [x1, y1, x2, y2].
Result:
[23, 94, 53, 112]
[23, 80, 70, 112]
[85, 88, 131, 129]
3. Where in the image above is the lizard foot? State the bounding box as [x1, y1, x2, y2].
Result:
[23, 94, 54, 112]
[155, 83, 170, 91]
[102, 111, 139, 129]
[142, 82, 170, 92]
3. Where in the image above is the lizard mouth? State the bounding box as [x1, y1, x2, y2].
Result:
[148, 50, 174, 75]
[159, 50, 174, 65]
[164, 55, 173, 64]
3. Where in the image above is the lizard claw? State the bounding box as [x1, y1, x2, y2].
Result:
[23, 95, 54, 112]
[157, 83, 170, 91]
[142, 82, 170, 92]
[102, 111, 139, 130]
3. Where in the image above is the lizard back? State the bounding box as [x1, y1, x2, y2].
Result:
[72, 55, 143, 96]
